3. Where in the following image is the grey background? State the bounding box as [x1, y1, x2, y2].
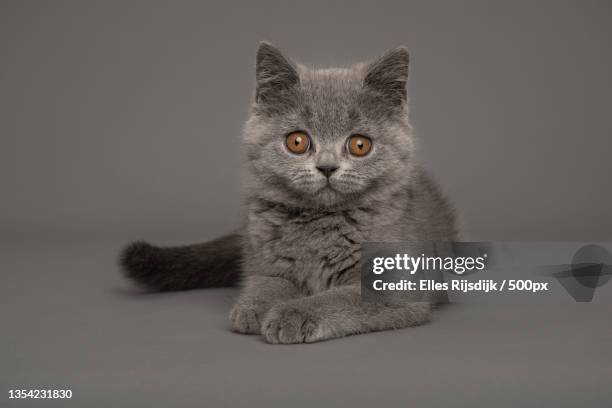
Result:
[1, 1, 611, 407]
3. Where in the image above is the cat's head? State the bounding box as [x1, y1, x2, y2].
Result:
[243, 42, 416, 209]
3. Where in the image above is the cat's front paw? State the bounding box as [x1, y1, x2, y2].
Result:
[230, 302, 265, 334]
[261, 304, 322, 344]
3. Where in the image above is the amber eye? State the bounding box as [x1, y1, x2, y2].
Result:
[285, 131, 310, 154]
[347, 135, 372, 157]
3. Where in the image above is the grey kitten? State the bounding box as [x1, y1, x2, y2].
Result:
[120, 42, 457, 343]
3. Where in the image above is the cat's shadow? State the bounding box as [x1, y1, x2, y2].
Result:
[109, 285, 238, 314]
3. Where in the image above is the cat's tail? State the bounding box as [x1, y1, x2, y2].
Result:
[119, 233, 242, 291]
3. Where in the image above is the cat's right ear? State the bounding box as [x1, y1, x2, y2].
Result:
[255, 42, 299, 104]
[363, 47, 409, 108]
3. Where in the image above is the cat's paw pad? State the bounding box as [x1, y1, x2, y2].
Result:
[229, 303, 263, 334]
[261, 305, 321, 344]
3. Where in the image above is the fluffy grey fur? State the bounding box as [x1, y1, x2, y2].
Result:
[120, 42, 457, 343]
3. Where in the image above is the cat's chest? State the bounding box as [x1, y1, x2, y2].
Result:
[248, 207, 371, 293]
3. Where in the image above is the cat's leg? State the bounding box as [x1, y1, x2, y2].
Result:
[261, 285, 430, 344]
[230, 276, 300, 335]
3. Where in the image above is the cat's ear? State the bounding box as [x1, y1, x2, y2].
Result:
[255, 42, 299, 104]
[363, 47, 409, 107]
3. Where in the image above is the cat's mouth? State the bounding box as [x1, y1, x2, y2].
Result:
[294, 176, 355, 205]
[320, 179, 339, 193]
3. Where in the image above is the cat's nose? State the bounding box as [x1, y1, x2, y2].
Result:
[316, 164, 339, 178]
[316, 151, 339, 177]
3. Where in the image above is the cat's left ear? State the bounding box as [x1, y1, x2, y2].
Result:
[255, 42, 299, 104]
[363, 47, 409, 107]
